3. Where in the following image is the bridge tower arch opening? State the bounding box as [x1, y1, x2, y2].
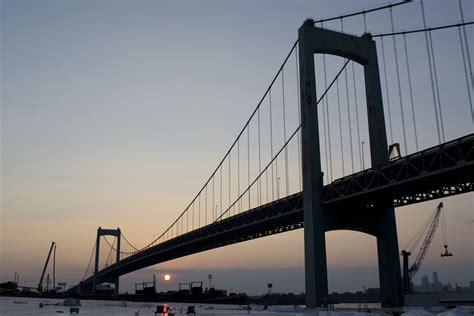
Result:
[92, 227, 121, 295]
[325, 230, 379, 295]
[298, 20, 403, 307]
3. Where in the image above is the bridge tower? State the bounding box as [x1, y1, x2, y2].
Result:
[92, 227, 121, 295]
[298, 20, 403, 307]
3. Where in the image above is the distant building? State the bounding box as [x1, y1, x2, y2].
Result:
[414, 272, 474, 293]
[421, 275, 429, 288]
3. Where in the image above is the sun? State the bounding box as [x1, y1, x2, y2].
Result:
[164, 274, 171, 281]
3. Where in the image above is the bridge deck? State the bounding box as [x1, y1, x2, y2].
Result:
[71, 134, 473, 292]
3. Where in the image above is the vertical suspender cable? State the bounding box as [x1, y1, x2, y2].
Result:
[274, 128, 279, 197]
[336, 79, 345, 176]
[458, 0, 473, 90]
[363, 13, 367, 33]
[403, 34, 419, 151]
[220, 164, 222, 219]
[421, 0, 442, 144]
[228, 152, 231, 215]
[325, 75, 333, 181]
[296, 46, 303, 189]
[198, 194, 201, 227]
[381, 37, 394, 145]
[212, 176, 215, 222]
[336, 10, 344, 177]
[351, 61, 362, 170]
[265, 167, 269, 203]
[322, 53, 333, 182]
[205, 186, 207, 225]
[320, 24, 330, 184]
[282, 69, 289, 196]
[269, 89, 275, 200]
[390, 8, 408, 155]
[428, 32, 445, 142]
[458, 26, 473, 120]
[322, 58, 329, 183]
[238, 139, 241, 212]
[192, 202, 195, 230]
[258, 107, 262, 204]
[247, 125, 251, 209]
[342, 19, 355, 173]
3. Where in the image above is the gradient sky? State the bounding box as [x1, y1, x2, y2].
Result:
[1, 0, 473, 295]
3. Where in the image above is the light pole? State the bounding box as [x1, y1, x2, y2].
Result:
[361, 141, 365, 170]
[277, 177, 280, 199]
[208, 274, 213, 290]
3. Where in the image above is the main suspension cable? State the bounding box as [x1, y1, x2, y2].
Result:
[373, 21, 474, 38]
[128, 40, 299, 252]
[102, 237, 116, 269]
[81, 242, 96, 281]
[215, 59, 350, 222]
[311, 0, 411, 25]
[121, 233, 139, 251]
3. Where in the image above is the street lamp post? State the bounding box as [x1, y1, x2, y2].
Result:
[277, 177, 280, 199]
[208, 274, 213, 290]
[361, 141, 365, 170]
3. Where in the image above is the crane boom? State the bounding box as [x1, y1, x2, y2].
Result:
[402, 202, 452, 294]
[408, 202, 442, 280]
[38, 241, 55, 293]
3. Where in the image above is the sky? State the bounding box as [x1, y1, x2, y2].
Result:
[1, 0, 473, 296]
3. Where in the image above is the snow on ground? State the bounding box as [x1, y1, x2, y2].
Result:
[0, 297, 304, 316]
[1, 297, 473, 316]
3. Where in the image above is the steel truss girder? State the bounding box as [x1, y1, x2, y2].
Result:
[73, 194, 304, 292]
[322, 134, 473, 209]
[71, 135, 473, 293]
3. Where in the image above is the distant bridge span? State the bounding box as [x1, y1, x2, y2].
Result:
[71, 134, 473, 293]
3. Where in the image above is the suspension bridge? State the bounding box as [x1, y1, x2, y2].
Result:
[69, 0, 473, 308]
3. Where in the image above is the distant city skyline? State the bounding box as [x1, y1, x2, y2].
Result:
[1, 0, 473, 295]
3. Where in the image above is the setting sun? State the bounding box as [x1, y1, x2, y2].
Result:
[164, 274, 171, 281]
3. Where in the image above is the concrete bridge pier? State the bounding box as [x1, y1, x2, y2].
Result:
[377, 208, 403, 307]
[298, 20, 403, 308]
